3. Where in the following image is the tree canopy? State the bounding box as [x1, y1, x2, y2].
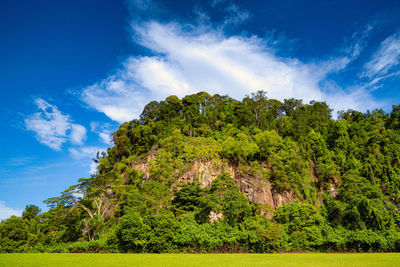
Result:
[2, 91, 400, 253]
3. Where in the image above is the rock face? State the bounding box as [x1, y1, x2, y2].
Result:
[179, 160, 230, 188]
[208, 211, 224, 223]
[236, 176, 274, 205]
[130, 157, 297, 209]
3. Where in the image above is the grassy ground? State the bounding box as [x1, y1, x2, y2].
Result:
[0, 253, 399, 267]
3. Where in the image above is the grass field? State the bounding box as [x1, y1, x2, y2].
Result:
[0, 253, 399, 267]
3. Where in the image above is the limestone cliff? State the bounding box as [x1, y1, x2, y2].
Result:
[129, 156, 298, 210]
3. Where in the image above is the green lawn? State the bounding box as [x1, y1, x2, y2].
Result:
[0, 253, 399, 267]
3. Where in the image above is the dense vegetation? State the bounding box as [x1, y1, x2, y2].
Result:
[2, 91, 400, 253]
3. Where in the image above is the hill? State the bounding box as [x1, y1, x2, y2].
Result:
[1, 91, 400, 253]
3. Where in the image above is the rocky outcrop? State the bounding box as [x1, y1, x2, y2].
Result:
[235, 173, 297, 208]
[129, 157, 298, 209]
[272, 189, 296, 207]
[209, 210, 224, 223]
[178, 159, 232, 187]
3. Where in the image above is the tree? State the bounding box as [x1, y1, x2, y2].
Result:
[22, 205, 40, 221]
[13, 92, 400, 253]
[0, 216, 28, 252]
[78, 195, 113, 241]
[209, 173, 252, 225]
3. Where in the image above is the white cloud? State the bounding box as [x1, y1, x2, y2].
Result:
[211, 0, 226, 7]
[8, 157, 35, 167]
[69, 146, 107, 175]
[99, 132, 113, 145]
[25, 98, 87, 150]
[90, 121, 114, 145]
[81, 77, 147, 123]
[127, 0, 153, 11]
[223, 3, 250, 26]
[89, 121, 99, 132]
[25, 99, 71, 150]
[70, 124, 87, 145]
[321, 81, 381, 114]
[68, 146, 106, 160]
[72, 192, 84, 199]
[345, 22, 376, 60]
[80, 20, 380, 122]
[362, 31, 400, 78]
[0, 201, 22, 221]
[90, 161, 99, 175]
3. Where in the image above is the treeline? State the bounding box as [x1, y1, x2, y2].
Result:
[1, 91, 400, 253]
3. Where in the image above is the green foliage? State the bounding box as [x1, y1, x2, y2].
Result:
[22, 205, 40, 221]
[175, 218, 249, 252]
[0, 216, 28, 252]
[208, 174, 252, 225]
[268, 138, 312, 199]
[221, 133, 259, 163]
[387, 167, 400, 201]
[274, 201, 328, 251]
[114, 213, 149, 252]
[172, 182, 205, 216]
[254, 130, 282, 160]
[5, 92, 400, 253]
[243, 217, 283, 252]
[123, 181, 172, 215]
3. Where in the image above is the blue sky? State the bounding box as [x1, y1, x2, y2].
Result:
[1, 0, 400, 219]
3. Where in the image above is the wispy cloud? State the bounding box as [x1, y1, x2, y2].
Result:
[68, 146, 107, 160]
[68, 146, 107, 175]
[25, 98, 72, 150]
[80, 18, 379, 122]
[25, 98, 87, 150]
[0, 160, 83, 187]
[211, 0, 226, 7]
[362, 31, 400, 79]
[128, 0, 152, 11]
[223, 3, 250, 27]
[0, 201, 22, 221]
[70, 124, 87, 145]
[90, 121, 114, 145]
[98, 132, 113, 145]
[345, 22, 377, 59]
[7, 157, 36, 167]
[81, 77, 147, 123]
[90, 161, 99, 175]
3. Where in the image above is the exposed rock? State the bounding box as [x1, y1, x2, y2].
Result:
[330, 183, 338, 197]
[209, 210, 224, 223]
[130, 155, 155, 182]
[179, 159, 227, 187]
[129, 157, 299, 209]
[235, 174, 275, 207]
[272, 189, 296, 208]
